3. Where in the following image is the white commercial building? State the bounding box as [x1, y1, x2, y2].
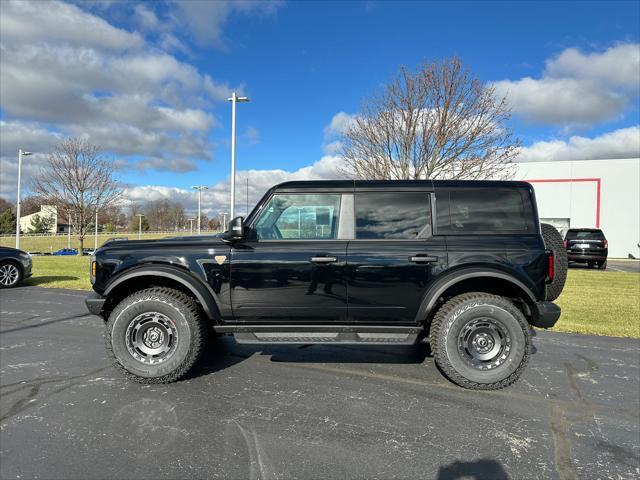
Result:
[515, 158, 639, 259]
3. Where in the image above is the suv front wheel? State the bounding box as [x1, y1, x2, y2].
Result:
[430, 293, 531, 390]
[106, 287, 207, 384]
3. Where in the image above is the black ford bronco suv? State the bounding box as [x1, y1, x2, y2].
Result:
[86, 180, 567, 390]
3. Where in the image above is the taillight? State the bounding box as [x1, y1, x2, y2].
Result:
[546, 251, 554, 283]
[604, 239, 608, 249]
[563, 240, 568, 249]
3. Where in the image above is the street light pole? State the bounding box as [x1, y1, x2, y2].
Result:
[137, 214, 144, 240]
[191, 186, 209, 234]
[94, 208, 99, 251]
[67, 212, 71, 249]
[15, 149, 32, 249]
[222, 212, 228, 232]
[227, 92, 249, 219]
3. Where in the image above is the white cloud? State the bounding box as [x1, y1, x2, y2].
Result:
[242, 126, 260, 145]
[516, 126, 640, 162]
[545, 44, 640, 88]
[0, 0, 144, 51]
[0, 0, 242, 176]
[169, 0, 284, 50]
[322, 112, 358, 154]
[0, 121, 60, 158]
[492, 77, 625, 125]
[492, 43, 640, 127]
[133, 4, 161, 31]
[123, 155, 345, 217]
[324, 112, 358, 137]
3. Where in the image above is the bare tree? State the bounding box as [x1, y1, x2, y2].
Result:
[20, 195, 47, 216]
[143, 199, 186, 231]
[208, 217, 221, 231]
[32, 138, 122, 255]
[339, 58, 519, 180]
[0, 198, 14, 215]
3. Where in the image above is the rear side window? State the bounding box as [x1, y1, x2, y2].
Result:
[355, 192, 431, 239]
[566, 229, 605, 240]
[435, 188, 535, 234]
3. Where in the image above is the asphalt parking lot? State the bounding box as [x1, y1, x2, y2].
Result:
[570, 259, 639, 273]
[1, 287, 638, 480]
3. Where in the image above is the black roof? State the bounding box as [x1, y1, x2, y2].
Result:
[272, 179, 533, 190]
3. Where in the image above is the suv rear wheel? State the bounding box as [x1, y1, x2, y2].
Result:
[105, 287, 207, 384]
[430, 293, 531, 390]
[541, 223, 568, 301]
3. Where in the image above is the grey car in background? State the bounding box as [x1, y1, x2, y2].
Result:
[0, 247, 33, 288]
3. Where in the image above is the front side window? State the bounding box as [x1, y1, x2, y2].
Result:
[435, 188, 534, 233]
[355, 192, 431, 239]
[254, 194, 341, 240]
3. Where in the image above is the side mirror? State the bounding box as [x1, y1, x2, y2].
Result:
[228, 216, 244, 239]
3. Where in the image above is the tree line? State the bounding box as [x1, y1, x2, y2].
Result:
[0, 195, 223, 236]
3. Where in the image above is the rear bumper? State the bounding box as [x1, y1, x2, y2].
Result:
[85, 292, 106, 316]
[531, 301, 561, 329]
[567, 251, 607, 262]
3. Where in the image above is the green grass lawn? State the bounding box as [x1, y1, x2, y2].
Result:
[0, 231, 193, 253]
[25, 256, 91, 290]
[553, 269, 639, 338]
[23, 257, 640, 338]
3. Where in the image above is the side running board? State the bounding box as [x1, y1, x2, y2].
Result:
[213, 325, 422, 345]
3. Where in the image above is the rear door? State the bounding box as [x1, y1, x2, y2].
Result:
[346, 188, 447, 324]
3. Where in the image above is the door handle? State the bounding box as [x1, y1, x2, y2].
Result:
[409, 255, 438, 263]
[311, 256, 337, 263]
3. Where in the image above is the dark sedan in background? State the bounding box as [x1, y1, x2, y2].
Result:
[564, 228, 608, 269]
[0, 246, 32, 288]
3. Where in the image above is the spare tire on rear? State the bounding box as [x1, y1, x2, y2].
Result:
[541, 223, 568, 301]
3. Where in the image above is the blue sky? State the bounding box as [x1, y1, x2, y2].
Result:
[1, 0, 639, 215]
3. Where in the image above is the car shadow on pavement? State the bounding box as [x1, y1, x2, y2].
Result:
[436, 459, 509, 480]
[24, 276, 79, 286]
[189, 336, 429, 380]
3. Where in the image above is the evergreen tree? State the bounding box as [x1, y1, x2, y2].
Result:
[28, 214, 56, 234]
[0, 209, 16, 234]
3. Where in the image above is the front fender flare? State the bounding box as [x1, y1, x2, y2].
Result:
[104, 265, 220, 320]
[414, 268, 538, 323]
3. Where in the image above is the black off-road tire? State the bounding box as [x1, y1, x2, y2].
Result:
[106, 287, 207, 384]
[541, 223, 567, 301]
[0, 260, 23, 289]
[598, 260, 607, 270]
[430, 293, 531, 390]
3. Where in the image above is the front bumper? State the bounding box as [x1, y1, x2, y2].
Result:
[20, 255, 32, 277]
[531, 301, 561, 329]
[86, 292, 106, 316]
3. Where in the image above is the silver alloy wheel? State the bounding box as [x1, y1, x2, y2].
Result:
[125, 312, 178, 365]
[0, 263, 20, 286]
[457, 317, 512, 371]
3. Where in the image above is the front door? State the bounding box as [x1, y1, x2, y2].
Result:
[230, 192, 351, 323]
[347, 190, 447, 324]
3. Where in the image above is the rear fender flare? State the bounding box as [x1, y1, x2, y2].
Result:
[415, 268, 538, 323]
[104, 265, 220, 320]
